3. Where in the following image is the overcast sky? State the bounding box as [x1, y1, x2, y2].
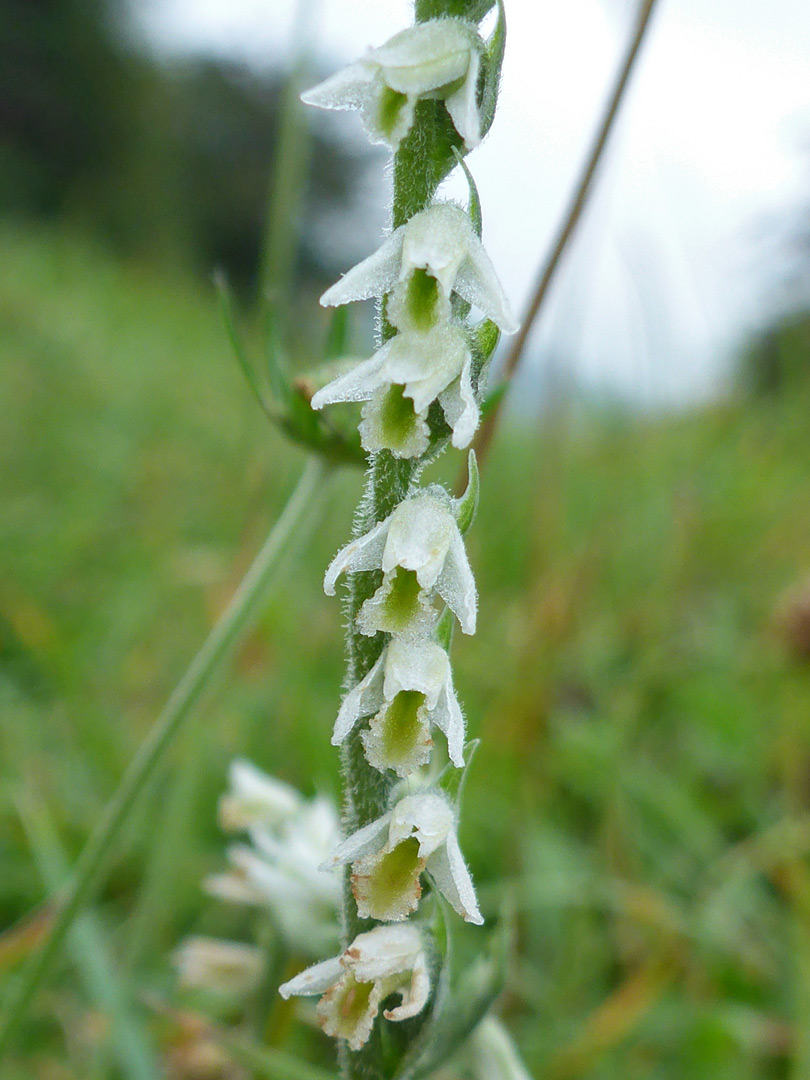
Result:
[137, 0, 810, 406]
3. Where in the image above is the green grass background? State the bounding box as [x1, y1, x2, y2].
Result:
[2, 221, 810, 1078]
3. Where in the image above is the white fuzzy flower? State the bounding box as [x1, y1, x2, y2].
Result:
[324, 492, 476, 636]
[466, 1016, 534, 1080]
[279, 925, 430, 1052]
[323, 792, 482, 925]
[172, 937, 265, 995]
[205, 765, 340, 956]
[320, 203, 517, 335]
[301, 19, 482, 150]
[311, 323, 478, 456]
[333, 637, 465, 775]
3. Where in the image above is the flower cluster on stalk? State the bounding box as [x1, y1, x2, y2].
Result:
[277, 10, 518, 1055]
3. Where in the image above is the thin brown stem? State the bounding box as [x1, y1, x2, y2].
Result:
[473, 0, 661, 469]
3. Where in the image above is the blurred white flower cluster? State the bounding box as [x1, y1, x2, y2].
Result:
[172, 759, 340, 996]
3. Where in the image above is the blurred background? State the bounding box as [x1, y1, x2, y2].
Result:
[3, 0, 810, 1077]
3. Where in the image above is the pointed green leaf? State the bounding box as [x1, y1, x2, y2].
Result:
[453, 149, 482, 239]
[479, 0, 506, 140]
[325, 305, 351, 361]
[437, 739, 480, 808]
[454, 450, 480, 534]
[435, 607, 456, 652]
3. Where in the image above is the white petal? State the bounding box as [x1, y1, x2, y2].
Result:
[383, 949, 431, 1022]
[454, 240, 518, 334]
[332, 650, 386, 745]
[431, 673, 466, 767]
[279, 954, 344, 998]
[379, 325, 470, 414]
[439, 358, 479, 450]
[320, 228, 404, 308]
[370, 21, 471, 96]
[435, 529, 477, 634]
[382, 495, 455, 589]
[324, 517, 390, 596]
[445, 44, 481, 149]
[218, 759, 300, 831]
[383, 638, 449, 710]
[311, 352, 387, 410]
[324, 811, 392, 869]
[388, 792, 454, 859]
[400, 204, 471, 298]
[249, 825, 338, 906]
[232, 846, 313, 909]
[301, 61, 377, 112]
[347, 924, 424, 982]
[426, 829, 483, 924]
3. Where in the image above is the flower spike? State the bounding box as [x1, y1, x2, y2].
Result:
[301, 20, 482, 150]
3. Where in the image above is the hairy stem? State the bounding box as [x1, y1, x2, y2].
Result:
[0, 457, 330, 1059]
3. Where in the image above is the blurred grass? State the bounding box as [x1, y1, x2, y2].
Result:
[2, 221, 810, 1077]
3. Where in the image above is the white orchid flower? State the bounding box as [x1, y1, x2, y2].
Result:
[320, 203, 517, 336]
[172, 937, 265, 995]
[323, 792, 482, 925]
[311, 323, 478, 457]
[302, 19, 482, 150]
[466, 1016, 534, 1080]
[279, 925, 430, 1052]
[205, 764, 341, 956]
[324, 492, 476, 636]
[332, 637, 465, 775]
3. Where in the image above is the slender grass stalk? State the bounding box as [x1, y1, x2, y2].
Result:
[0, 457, 330, 1059]
[16, 789, 160, 1080]
[260, 0, 318, 306]
[472, 0, 661, 469]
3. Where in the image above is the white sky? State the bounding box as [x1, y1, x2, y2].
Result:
[136, 0, 810, 406]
